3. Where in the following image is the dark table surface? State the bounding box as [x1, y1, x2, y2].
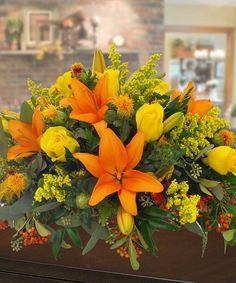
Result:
[0, 228, 235, 283]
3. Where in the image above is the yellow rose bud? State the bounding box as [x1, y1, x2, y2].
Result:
[97, 69, 119, 97]
[117, 206, 134, 235]
[163, 112, 184, 133]
[40, 126, 79, 162]
[136, 103, 164, 141]
[207, 146, 236, 175]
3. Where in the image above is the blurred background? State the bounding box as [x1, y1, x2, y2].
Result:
[0, 0, 236, 124]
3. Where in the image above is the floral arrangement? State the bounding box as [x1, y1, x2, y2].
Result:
[0, 45, 236, 270]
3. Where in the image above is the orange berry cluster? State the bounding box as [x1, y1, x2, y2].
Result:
[117, 242, 143, 259]
[19, 227, 49, 246]
[0, 221, 8, 230]
[216, 213, 234, 233]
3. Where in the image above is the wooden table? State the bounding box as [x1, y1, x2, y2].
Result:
[0, 229, 235, 283]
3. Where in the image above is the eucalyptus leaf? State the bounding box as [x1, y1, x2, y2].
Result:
[200, 178, 220, 188]
[128, 237, 140, 271]
[185, 222, 206, 237]
[110, 237, 127, 250]
[52, 229, 65, 258]
[199, 184, 213, 196]
[34, 202, 61, 213]
[212, 186, 224, 201]
[223, 229, 235, 242]
[20, 101, 33, 123]
[35, 220, 51, 237]
[67, 227, 83, 248]
[136, 227, 148, 250]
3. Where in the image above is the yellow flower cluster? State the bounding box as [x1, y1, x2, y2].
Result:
[123, 54, 161, 101]
[170, 107, 229, 158]
[34, 173, 71, 203]
[166, 180, 200, 225]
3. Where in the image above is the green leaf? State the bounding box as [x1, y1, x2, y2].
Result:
[35, 220, 51, 237]
[67, 227, 83, 248]
[136, 227, 148, 250]
[200, 178, 220, 188]
[225, 205, 236, 216]
[82, 224, 108, 255]
[148, 218, 180, 231]
[56, 214, 81, 228]
[227, 173, 236, 184]
[110, 237, 127, 250]
[99, 205, 113, 226]
[120, 121, 130, 142]
[194, 144, 214, 161]
[0, 119, 8, 158]
[201, 233, 208, 258]
[199, 184, 213, 196]
[14, 217, 26, 231]
[185, 222, 206, 237]
[142, 206, 174, 219]
[0, 191, 33, 221]
[61, 240, 72, 249]
[52, 229, 65, 258]
[20, 101, 33, 123]
[223, 229, 235, 242]
[140, 222, 157, 255]
[212, 186, 224, 201]
[128, 237, 140, 271]
[34, 202, 61, 213]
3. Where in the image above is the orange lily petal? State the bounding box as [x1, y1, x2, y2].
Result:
[89, 173, 121, 206]
[97, 104, 108, 121]
[171, 89, 184, 102]
[184, 81, 194, 99]
[32, 108, 45, 137]
[93, 120, 107, 138]
[99, 128, 128, 175]
[122, 170, 163, 193]
[188, 99, 214, 118]
[126, 131, 145, 170]
[118, 189, 137, 216]
[60, 97, 80, 113]
[8, 120, 38, 146]
[71, 78, 98, 113]
[73, 152, 104, 177]
[7, 144, 40, 160]
[94, 73, 109, 106]
[70, 112, 98, 124]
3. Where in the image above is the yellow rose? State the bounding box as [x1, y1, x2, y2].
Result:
[40, 126, 79, 162]
[136, 103, 164, 141]
[117, 206, 134, 235]
[207, 146, 236, 175]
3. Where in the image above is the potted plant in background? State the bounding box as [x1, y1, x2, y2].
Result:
[5, 16, 23, 50]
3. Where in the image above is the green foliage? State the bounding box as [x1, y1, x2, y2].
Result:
[66, 227, 83, 248]
[0, 120, 8, 158]
[79, 69, 97, 90]
[20, 101, 33, 123]
[52, 228, 65, 258]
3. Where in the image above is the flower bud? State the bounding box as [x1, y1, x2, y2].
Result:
[92, 49, 106, 74]
[76, 193, 89, 209]
[163, 112, 184, 133]
[117, 206, 134, 235]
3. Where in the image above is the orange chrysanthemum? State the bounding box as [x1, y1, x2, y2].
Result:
[215, 129, 235, 146]
[113, 95, 133, 117]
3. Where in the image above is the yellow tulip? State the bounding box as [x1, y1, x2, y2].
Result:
[207, 146, 236, 175]
[40, 126, 79, 162]
[117, 206, 134, 235]
[136, 103, 164, 141]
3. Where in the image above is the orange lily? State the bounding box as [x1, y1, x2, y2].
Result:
[74, 129, 163, 215]
[7, 108, 45, 160]
[60, 75, 110, 136]
[172, 81, 214, 118]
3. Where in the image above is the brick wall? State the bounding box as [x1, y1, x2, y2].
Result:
[0, 0, 164, 111]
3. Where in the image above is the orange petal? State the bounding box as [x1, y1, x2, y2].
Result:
[184, 81, 194, 99]
[70, 112, 98, 123]
[99, 128, 128, 175]
[89, 173, 121, 206]
[118, 189, 137, 216]
[8, 120, 38, 146]
[171, 89, 184, 103]
[122, 170, 163, 193]
[7, 144, 40, 160]
[32, 107, 45, 137]
[93, 120, 107, 138]
[94, 73, 109, 106]
[188, 99, 214, 117]
[71, 78, 98, 113]
[73, 152, 104, 177]
[60, 97, 80, 113]
[97, 104, 108, 121]
[126, 131, 145, 170]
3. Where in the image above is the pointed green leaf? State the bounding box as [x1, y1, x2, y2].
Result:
[136, 227, 148, 250]
[185, 222, 206, 237]
[128, 237, 140, 271]
[20, 101, 33, 123]
[223, 229, 235, 242]
[110, 237, 127, 250]
[35, 220, 51, 237]
[52, 229, 65, 258]
[200, 178, 220, 188]
[67, 227, 83, 248]
[199, 184, 213, 196]
[212, 186, 224, 201]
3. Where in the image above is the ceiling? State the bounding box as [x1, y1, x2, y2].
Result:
[165, 0, 236, 6]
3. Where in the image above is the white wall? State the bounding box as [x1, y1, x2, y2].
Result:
[164, 4, 236, 103]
